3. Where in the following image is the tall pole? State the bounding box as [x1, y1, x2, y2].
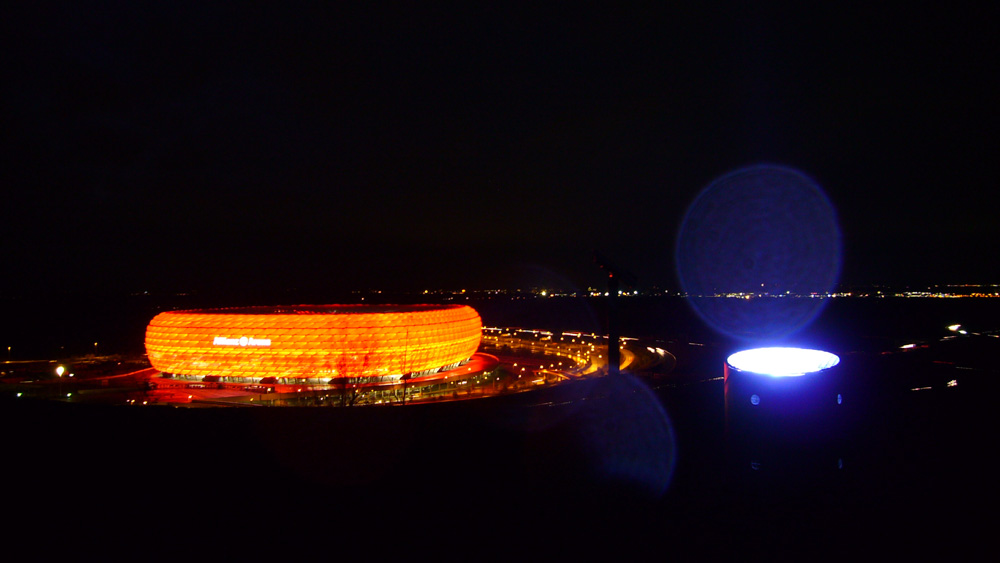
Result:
[607, 273, 620, 376]
[595, 252, 633, 377]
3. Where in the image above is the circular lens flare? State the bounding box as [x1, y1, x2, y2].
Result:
[676, 165, 841, 340]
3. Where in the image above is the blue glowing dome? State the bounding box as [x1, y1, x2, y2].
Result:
[726, 347, 840, 377]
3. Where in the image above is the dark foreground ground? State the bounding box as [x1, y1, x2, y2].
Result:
[2, 334, 993, 560]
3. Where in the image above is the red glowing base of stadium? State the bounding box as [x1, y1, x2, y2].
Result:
[146, 353, 500, 404]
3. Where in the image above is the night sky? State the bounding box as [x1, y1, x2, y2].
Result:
[4, 3, 998, 297]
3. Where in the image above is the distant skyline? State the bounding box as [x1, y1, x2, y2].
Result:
[4, 3, 997, 297]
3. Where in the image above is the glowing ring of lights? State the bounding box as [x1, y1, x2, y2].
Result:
[726, 347, 840, 377]
[144, 305, 482, 383]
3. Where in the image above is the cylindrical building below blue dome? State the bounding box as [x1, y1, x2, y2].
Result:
[724, 347, 847, 472]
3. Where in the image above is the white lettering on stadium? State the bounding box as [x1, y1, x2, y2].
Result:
[213, 336, 272, 347]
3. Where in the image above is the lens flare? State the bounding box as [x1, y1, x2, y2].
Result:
[676, 164, 841, 340]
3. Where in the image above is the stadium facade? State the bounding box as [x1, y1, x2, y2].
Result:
[144, 304, 482, 386]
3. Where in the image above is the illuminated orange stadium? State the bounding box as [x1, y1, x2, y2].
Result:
[144, 304, 482, 385]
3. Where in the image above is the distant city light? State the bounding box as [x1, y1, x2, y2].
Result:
[726, 347, 840, 377]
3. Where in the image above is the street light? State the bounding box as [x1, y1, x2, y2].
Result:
[55, 365, 66, 399]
